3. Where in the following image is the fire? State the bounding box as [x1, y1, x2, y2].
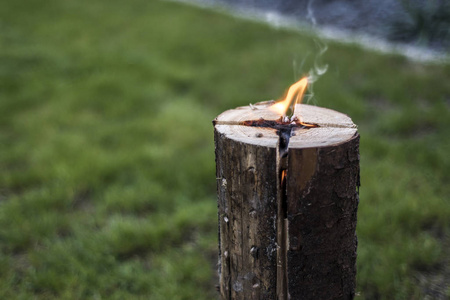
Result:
[270, 77, 308, 117]
[281, 169, 287, 183]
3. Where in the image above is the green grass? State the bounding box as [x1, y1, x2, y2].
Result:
[0, 0, 449, 298]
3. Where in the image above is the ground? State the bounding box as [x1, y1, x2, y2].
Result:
[0, 0, 449, 299]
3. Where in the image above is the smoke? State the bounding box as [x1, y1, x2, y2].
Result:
[306, 1, 328, 82]
[309, 39, 329, 81]
[301, 40, 328, 105]
[292, 53, 311, 81]
[294, 1, 328, 105]
[306, 0, 316, 26]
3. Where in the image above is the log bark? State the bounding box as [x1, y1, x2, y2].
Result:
[214, 102, 359, 300]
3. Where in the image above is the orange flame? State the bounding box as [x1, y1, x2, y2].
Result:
[281, 169, 287, 182]
[270, 77, 308, 117]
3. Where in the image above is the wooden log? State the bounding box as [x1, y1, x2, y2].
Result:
[214, 102, 360, 300]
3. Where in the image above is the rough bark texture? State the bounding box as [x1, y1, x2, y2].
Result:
[214, 103, 359, 300]
[215, 129, 278, 299]
[285, 136, 359, 299]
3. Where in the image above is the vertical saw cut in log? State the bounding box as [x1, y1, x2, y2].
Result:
[213, 102, 360, 300]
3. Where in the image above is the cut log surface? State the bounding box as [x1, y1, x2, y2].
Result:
[214, 102, 360, 300]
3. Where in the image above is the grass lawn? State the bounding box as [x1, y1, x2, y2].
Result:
[1, 0, 449, 298]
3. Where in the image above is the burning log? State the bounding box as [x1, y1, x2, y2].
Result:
[213, 102, 359, 299]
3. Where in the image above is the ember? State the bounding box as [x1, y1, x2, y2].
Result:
[242, 116, 318, 131]
[242, 116, 318, 159]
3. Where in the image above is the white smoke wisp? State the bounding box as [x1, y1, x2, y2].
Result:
[293, 59, 297, 80]
[302, 0, 328, 105]
[305, 40, 328, 104]
[308, 40, 329, 82]
[293, 53, 311, 81]
[306, 0, 316, 26]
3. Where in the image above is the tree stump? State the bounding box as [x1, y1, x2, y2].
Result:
[213, 102, 360, 300]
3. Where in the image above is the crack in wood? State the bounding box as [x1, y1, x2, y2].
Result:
[212, 119, 355, 129]
[237, 120, 295, 299]
[276, 129, 291, 300]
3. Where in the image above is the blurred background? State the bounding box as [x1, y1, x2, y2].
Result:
[0, 0, 449, 299]
[205, 0, 450, 53]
